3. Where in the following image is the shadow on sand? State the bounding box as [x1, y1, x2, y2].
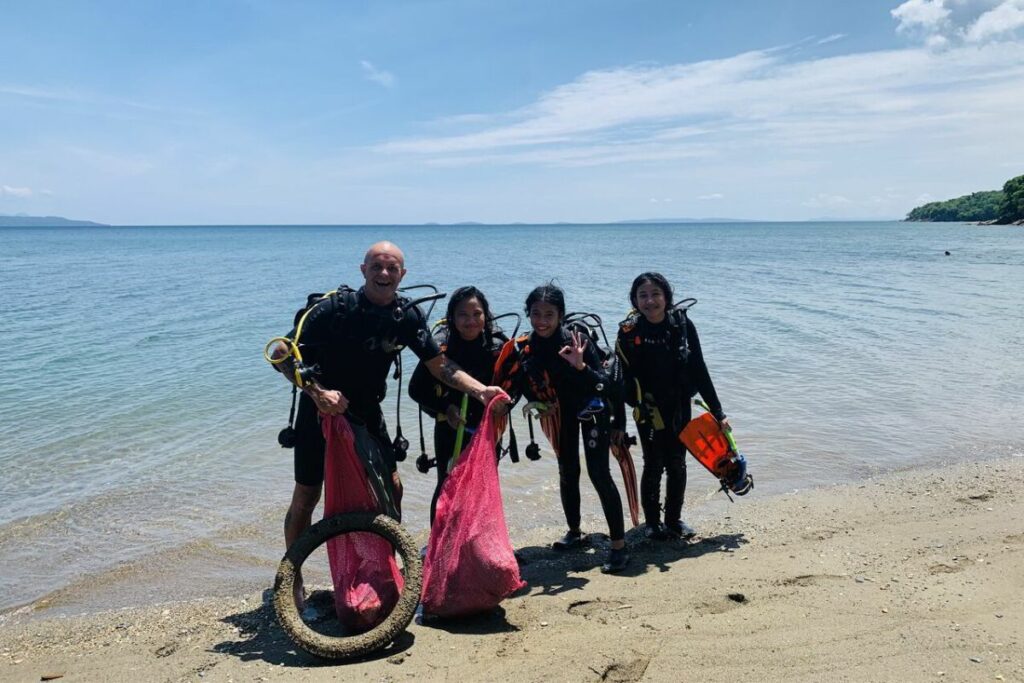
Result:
[416, 604, 521, 635]
[619, 530, 749, 577]
[210, 531, 747, 666]
[513, 529, 749, 585]
[210, 589, 415, 668]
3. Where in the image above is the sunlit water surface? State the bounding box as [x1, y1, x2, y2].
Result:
[1, 222, 1021, 613]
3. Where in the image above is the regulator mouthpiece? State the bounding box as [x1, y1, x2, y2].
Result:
[294, 362, 320, 387]
[525, 442, 542, 461]
[278, 426, 297, 449]
[415, 453, 436, 473]
[392, 435, 410, 462]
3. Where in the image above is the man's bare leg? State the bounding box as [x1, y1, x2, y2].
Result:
[285, 483, 322, 610]
[392, 471, 403, 516]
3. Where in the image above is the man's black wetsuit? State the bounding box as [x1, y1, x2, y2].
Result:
[408, 327, 506, 523]
[286, 287, 441, 487]
[616, 311, 724, 528]
[495, 327, 625, 542]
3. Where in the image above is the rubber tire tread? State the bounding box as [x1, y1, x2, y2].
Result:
[273, 512, 422, 660]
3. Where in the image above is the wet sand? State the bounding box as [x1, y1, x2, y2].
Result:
[2, 457, 1022, 682]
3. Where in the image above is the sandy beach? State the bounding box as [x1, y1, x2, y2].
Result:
[2, 456, 1021, 683]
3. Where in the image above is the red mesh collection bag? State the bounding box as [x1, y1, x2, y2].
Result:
[421, 395, 526, 617]
[321, 414, 404, 632]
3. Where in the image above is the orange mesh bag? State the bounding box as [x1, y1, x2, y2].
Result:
[421, 394, 526, 617]
[321, 414, 404, 632]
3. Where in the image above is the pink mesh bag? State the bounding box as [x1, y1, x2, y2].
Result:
[421, 395, 526, 617]
[322, 414, 404, 632]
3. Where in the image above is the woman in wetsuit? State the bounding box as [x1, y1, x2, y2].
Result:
[409, 286, 507, 525]
[494, 284, 629, 574]
[615, 272, 729, 540]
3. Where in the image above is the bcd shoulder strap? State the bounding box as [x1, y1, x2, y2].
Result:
[433, 325, 450, 353]
[330, 284, 361, 317]
[669, 300, 695, 363]
[619, 310, 642, 334]
[292, 284, 360, 327]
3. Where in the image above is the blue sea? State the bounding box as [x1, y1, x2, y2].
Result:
[1, 222, 1022, 615]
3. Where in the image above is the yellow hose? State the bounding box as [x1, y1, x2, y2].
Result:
[262, 290, 337, 387]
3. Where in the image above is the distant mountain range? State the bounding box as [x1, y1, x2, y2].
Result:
[0, 214, 915, 228]
[616, 217, 751, 224]
[0, 214, 107, 227]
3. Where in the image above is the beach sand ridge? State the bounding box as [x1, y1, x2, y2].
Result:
[1, 457, 1022, 682]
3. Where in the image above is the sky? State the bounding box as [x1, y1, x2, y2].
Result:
[2, 0, 1024, 224]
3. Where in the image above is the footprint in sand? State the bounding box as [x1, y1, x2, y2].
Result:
[568, 599, 628, 619]
[799, 527, 845, 542]
[595, 656, 651, 682]
[693, 593, 752, 615]
[778, 573, 846, 587]
[956, 492, 994, 504]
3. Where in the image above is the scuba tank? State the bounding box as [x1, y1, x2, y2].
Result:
[619, 298, 696, 442]
[516, 311, 618, 460]
[414, 310, 524, 472]
[265, 283, 446, 459]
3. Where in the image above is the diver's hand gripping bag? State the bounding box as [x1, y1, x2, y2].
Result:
[321, 414, 404, 632]
[421, 394, 526, 617]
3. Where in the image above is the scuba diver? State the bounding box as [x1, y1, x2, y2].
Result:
[494, 284, 630, 574]
[266, 242, 506, 606]
[615, 272, 729, 541]
[408, 286, 509, 525]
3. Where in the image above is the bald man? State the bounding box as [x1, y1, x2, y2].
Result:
[270, 242, 504, 602]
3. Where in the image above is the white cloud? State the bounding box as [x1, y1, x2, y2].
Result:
[0, 83, 172, 114]
[0, 84, 77, 101]
[1, 185, 33, 197]
[698, 193, 724, 200]
[817, 33, 847, 45]
[419, 139, 714, 169]
[891, 0, 1024, 45]
[360, 60, 396, 88]
[892, 0, 952, 34]
[374, 40, 1024, 171]
[380, 50, 778, 155]
[967, 0, 1024, 41]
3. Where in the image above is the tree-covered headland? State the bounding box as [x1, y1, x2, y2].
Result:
[906, 174, 1024, 223]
